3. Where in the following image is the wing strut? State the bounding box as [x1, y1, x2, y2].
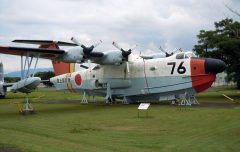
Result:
[32, 54, 39, 77]
[14, 53, 41, 114]
[20, 53, 40, 79]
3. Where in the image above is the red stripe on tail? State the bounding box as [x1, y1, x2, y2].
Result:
[39, 43, 70, 76]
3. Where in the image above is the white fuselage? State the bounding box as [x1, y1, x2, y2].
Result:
[50, 53, 197, 102]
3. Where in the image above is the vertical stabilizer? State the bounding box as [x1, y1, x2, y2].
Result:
[38, 43, 73, 76]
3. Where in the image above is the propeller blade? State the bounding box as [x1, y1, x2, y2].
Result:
[112, 41, 122, 50]
[126, 61, 130, 73]
[94, 40, 102, 48]
[159, 46, 167, 54]
[112, 41, 134, 62]
[172, 48, 182, 54]
[88, 59, 91, 72]
[71, 37, 82, 46]
[159, 46, 174, 57]
[129, 44, 137, 50]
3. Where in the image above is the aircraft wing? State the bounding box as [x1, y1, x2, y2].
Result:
[3, 83, 14, 88]
[0, 40, 122, 65]
[0, 46, 66, 60]
[12, 39, 78, 46]
[0, 40, 104, 61]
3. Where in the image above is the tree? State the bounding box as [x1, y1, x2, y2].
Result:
[4, 77, 20, 83]
[193, 18, 240, 88]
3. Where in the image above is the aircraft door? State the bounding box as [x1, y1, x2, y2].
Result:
[89, 65, 103, 89]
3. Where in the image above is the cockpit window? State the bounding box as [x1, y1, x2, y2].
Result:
[92, 65, 101, 70]
[176, 53, 185, 59]
[184, 52, 197, 58]
[176, 52, 196, 59]
[80, 65, 88, 69]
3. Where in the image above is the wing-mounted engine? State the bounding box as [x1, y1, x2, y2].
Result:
[62, 46, 84, 62]
[62, 37, 103, 63]
[110, 41, 137, 72]
[97, 50, 123, 65]
[140, 53, 166, 59]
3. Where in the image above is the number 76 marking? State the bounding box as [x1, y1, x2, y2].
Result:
[167, 61, 186, 74]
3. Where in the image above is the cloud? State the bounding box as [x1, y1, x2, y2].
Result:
[0, 0, 239, 73]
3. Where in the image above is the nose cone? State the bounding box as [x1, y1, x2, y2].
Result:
[205, 58, 226, 74]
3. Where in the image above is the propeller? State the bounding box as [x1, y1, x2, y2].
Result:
[71, 37, 102, 70]
[71, 37, 102, 60]
[112, 41, 137, 73]
[159, 46, 183, 57]
[159, 46, 173, 57]
[112, 42, 137, 62]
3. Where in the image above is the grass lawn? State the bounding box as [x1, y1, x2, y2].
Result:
[0, 86, 239, 152]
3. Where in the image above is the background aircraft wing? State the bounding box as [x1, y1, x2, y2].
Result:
[0, 46, 65, 60]
[0, 39, 107, 64]
[3, 83, 14, 88]
[12, 40, 78, 46]
[0, 40, 79, 60]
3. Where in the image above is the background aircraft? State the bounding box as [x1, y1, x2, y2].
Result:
[0, 62, 13, 98]
[0, 61, 40, 98]
[0, 38, 226, 104]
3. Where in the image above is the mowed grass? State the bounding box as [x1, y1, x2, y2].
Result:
[0, 87, 240, 152]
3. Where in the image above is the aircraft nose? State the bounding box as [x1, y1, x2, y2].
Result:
[205, 58, 226, 74]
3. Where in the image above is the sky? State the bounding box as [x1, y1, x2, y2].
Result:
[0, 0, 239, 73]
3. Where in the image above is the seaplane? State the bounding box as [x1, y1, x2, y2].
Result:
[0, 60, 41, 98]
[0, 38, 226, 106]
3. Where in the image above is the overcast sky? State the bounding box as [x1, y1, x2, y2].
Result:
[0, 0, 239, 73]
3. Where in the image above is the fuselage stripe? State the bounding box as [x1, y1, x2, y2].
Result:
[70, 63, 75, 73]
[66, 73, 76, 93]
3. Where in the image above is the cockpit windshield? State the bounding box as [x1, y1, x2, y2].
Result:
[176, 52, 196, 59]
[184, 52, 196, 58]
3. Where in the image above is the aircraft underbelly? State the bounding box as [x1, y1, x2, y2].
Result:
[122, 75, 193, 95]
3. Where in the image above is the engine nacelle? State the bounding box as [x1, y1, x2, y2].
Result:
[141, 53, 165, 59]
[98, 50, 123, 65]
[62, 46, 84, 63]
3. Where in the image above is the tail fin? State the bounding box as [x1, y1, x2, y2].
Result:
[52, 61, 75, 76]
[38, 43, 74, 76]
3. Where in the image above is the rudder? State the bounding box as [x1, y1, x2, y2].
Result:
[39, 43, 73, 76]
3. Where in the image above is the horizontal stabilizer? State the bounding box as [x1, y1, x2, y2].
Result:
[13, 40, 78, 46]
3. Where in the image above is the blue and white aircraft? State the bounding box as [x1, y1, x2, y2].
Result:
[0, 38, 226, 104]
[0, 61, 41, 97]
